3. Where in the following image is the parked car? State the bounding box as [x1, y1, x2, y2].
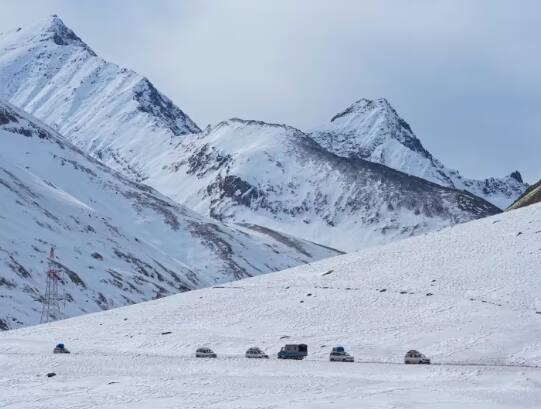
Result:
[53, 343, 70, 354]
[277, 344, 308, 360]
[329, 346, 354, 362]
[196, 347, 217, 358]
[404, 350, 430, 364]
[245, 347, 269, 359]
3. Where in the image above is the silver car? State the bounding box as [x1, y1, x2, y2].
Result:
[404, 350, 430, 364]
[196, 347, 217, 358]
[329, 346, 354, 362]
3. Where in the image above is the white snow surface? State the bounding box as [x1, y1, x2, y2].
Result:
[0, 16, 501, 253]
[1, 202, 540, 408]
[0, 101, 339, 330]
[310, 98, 528, 208]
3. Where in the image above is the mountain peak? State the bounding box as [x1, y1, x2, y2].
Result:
[355, 97, 392, 109]
[43, 14, 73, 36]
[43, 14, 64, 29]
[331, 97, 394, 123]
[311, 98, 528, 208]
[509, 170, 523, 183]
[2, 14, 98, 56]
[39, 14, 95, 54]
[319, 97, 430, 162]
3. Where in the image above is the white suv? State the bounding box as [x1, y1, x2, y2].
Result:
[245, 347, 269, 359]
[404, 350, 430, 364]
[329, 346, 354, 362]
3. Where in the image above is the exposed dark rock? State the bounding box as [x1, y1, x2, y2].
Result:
[0, 106, 19, 125]
[7, 256, 32, 279]
[184, 143, 231, 177]
[207, 175, 264, 208]
[0, 319, 9, 331]
[0, 277, 17, 289]
[52, 261, 86, 288]
[510, 171, 523, 183]
[91, 252, 103, 261]
[133, 78, 200, 136]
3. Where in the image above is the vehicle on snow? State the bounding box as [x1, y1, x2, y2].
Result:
[245, 347, 269, 359]
[404, 350, 430, 364]
[195, 347, 217, 358]
[277, 344, 308, 360]
[53, 343, 70, 354]
[329, 346, 354, 362]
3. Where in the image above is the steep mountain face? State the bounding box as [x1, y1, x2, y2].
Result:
[0, 15, 200, 181]
[508, 179, 541, 210]
[0, 16, 501, 252]
[152, 118, 500, 251]
[0, 102, 339, 330]
[310, 98, 528, 208]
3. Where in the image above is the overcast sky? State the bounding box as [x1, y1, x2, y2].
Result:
[1, 0, 539, 182]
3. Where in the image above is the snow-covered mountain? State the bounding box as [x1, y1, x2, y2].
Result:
[2, 203, 540, 408]
[0, 101, 339, 330]
[0, 16, 501, 252]
[154, 118, 500, 251]
[0, 15, 199, 182]
[310, 98, 528, 208]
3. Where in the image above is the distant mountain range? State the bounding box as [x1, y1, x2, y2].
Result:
[0, 16, 507, 252]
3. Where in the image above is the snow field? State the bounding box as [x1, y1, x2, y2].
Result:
[1, 203, 541, 407]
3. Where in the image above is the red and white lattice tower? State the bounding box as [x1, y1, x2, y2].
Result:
[40, 247, 63, 323]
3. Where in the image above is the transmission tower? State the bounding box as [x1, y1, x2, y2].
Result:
[40, 247, 64, 323]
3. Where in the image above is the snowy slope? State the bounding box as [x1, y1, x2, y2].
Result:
[310, 98, 528, 208]
[508, 179, 541, 210]
[151, 118, 500, 251]
[0, 101, 339, 330]
[0, 15, 199, 182]
[1, 203, 540, 408]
